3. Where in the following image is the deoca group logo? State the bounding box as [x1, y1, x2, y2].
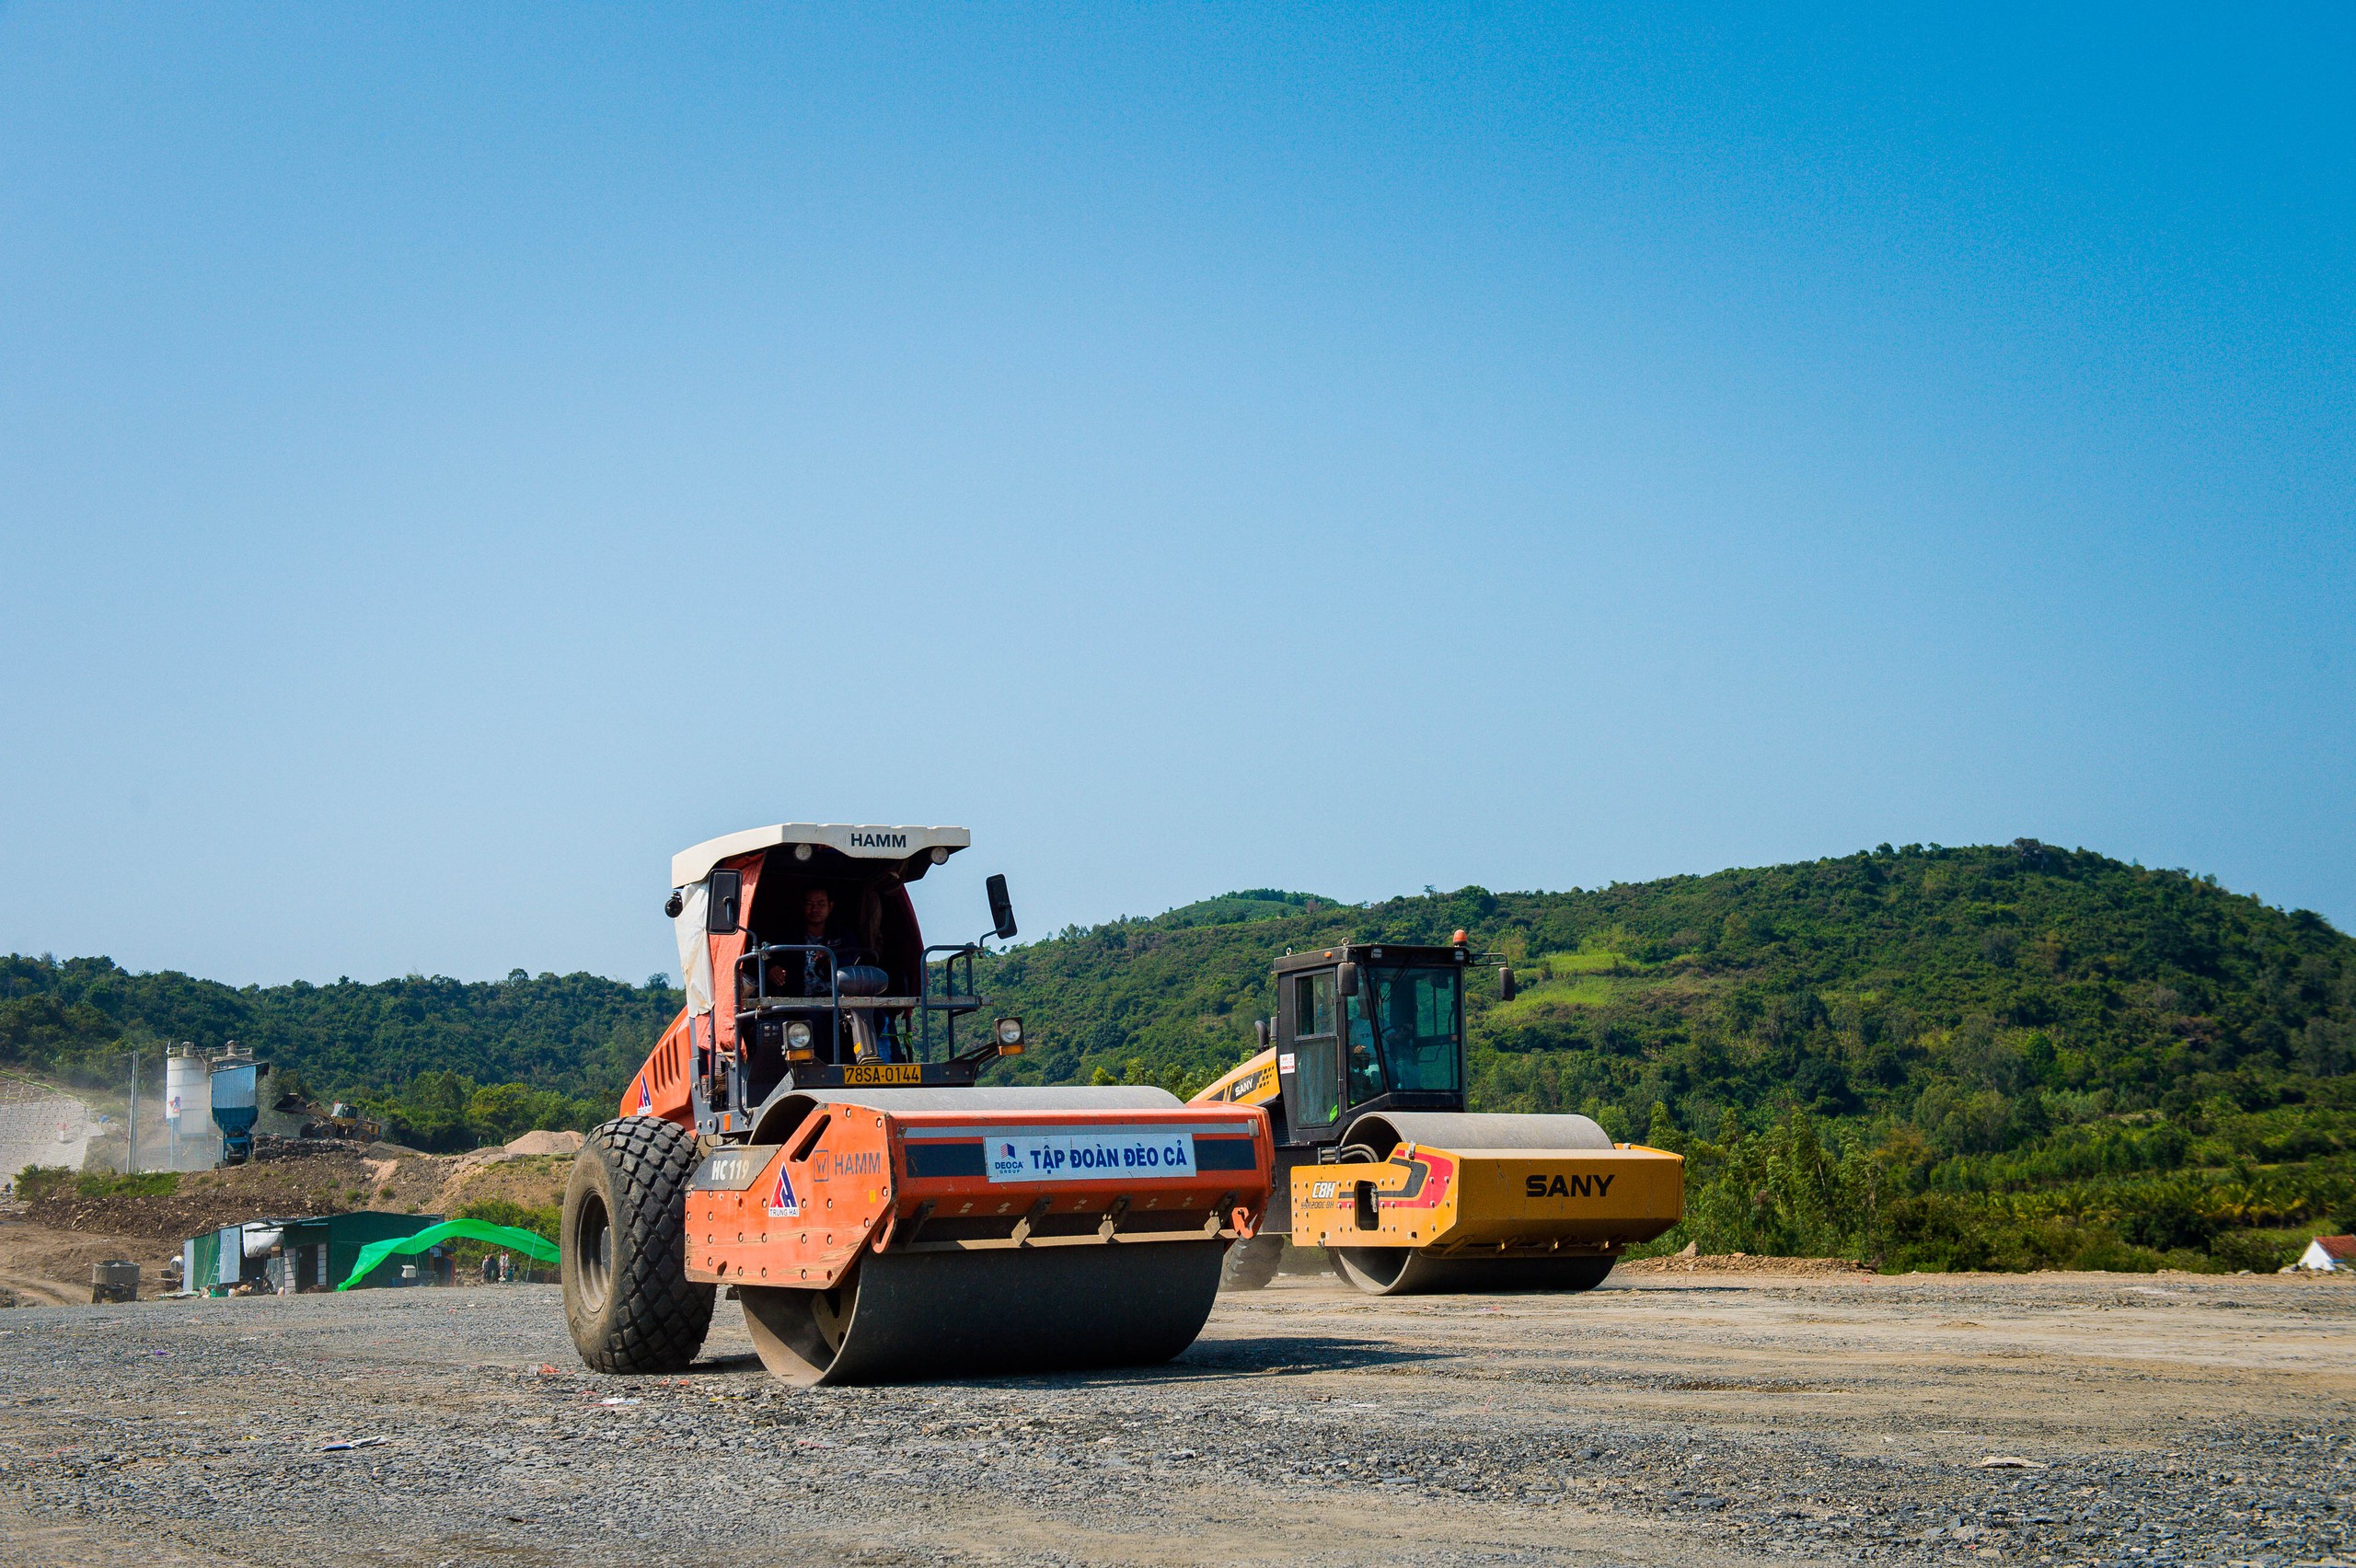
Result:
[984, 1132, 1200, 1184]
[767, 1161, 800, 1217]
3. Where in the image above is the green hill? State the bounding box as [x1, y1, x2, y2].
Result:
[1140, 890, 1343, 929]
[978, 840, 2356, 1272]
[7, 840, 2351, 1272]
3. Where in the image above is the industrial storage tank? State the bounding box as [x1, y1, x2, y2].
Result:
[209, 1047, 261, 1164]
[164, 1049, 207, 1127]
[163, 1047, 214, 1170]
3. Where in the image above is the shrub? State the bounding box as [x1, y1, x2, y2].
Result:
[12, 1167, 179, 1208]
[458, 1197, 559, 1243]
[76, 1170, 179, 1200]
[14, 1165, 73, 1202]
[450, 1197, 560, 1281]
[2209, 1228, 2301, 1274]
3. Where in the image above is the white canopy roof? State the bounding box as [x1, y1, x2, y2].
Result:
[670, 823, 971, 889]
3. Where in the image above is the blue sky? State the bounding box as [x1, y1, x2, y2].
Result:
[2, 6, 2350, 986]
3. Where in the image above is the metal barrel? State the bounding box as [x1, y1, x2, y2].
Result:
[740, 1240, 1225, 1386]
[1331, 1247, 1614, 1295]
[90, 1260, 142, 1304]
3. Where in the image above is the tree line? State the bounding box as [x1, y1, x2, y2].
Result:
[979, 841, 2355, 1272]
[0, 958, 671, 1150]
[6, 840, 2351, 1268]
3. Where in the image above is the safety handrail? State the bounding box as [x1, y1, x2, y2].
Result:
[733, 941, 987, 1065]
[918, 943, 984, 1056]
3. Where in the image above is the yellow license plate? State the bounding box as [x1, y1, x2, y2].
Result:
[843, 1063, 922, 1086]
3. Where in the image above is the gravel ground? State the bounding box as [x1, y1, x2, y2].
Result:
[1, 1269, 2350, 1567]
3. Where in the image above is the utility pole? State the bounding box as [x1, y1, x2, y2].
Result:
[126, 1046, 139, 1175]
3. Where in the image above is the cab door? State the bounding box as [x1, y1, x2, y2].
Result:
[1276, 968, 1342, 1147]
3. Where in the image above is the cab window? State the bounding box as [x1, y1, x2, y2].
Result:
[1345, 991, 1385, 1104]
[1294, 972, 1334, 1037]
[1288, 971, 1339, 1128]
[1366, 965, 1464, 1095]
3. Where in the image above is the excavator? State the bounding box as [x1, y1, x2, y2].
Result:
[561, 823, 1270, 1386]
[1194, 938, 1683, 1293]
[271, 1093, 381, 1144]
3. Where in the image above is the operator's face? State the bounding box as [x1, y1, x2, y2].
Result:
[804, 888, 833, 930]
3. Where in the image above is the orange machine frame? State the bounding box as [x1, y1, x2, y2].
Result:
[683, 1101, 1271, 1290]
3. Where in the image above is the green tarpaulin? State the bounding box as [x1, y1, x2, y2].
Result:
[334, 1218, 559, 1291]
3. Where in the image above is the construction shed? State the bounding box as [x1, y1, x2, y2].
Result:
[183, 1211, 446, 1294]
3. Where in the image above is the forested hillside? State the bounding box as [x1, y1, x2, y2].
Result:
[981, 840, 2356, 1273]
[7, 840, 2353, 1272]
[0, 959, 673, 1148]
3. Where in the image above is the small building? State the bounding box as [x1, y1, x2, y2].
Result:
[2297, 1235, 2356, 1272]
[182, 1211, 446, 1294]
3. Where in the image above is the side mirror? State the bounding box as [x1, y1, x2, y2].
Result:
[1498, 965, 1516, 1002]
[1335, 961, 1359, 997]
[706, 869, 742, 933]
[664, 889, 685, 919]
[986, 873, 1018, 941]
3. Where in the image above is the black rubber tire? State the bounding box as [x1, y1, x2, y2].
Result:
[1219, 1233, 1286, 1292]
[562, 1116, 716, 1374]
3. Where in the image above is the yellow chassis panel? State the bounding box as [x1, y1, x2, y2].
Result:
[1291, 1142, 1684, 1255]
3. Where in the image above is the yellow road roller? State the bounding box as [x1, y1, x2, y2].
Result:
[1194, 939, 1683, 1293]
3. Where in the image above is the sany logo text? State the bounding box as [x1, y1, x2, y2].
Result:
[1525, 1172, 1616, 1199]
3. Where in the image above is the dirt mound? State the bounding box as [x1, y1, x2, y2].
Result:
[1620, 1251, 1874, 1276]
[0, 1219, 176, 1306]
[499, 1129, 583, 1157]
[424, 1145, 572, 1216]
[25, 1147, 450, 1242]
[25, 1131, 578, 1245]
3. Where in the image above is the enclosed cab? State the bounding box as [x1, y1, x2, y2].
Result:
[1204, 942, 1475, 1234]
[629, 823, 1027, 1142]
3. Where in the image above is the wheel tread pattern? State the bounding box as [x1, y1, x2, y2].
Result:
[575, 1116, 715, 1374]
[1219, 1233, 1285, 1292]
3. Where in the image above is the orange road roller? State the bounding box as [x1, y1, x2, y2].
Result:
[561, 823, 1269, 1385]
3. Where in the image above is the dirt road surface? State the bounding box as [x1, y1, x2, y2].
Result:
[2, 1270, 2350, 1566]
